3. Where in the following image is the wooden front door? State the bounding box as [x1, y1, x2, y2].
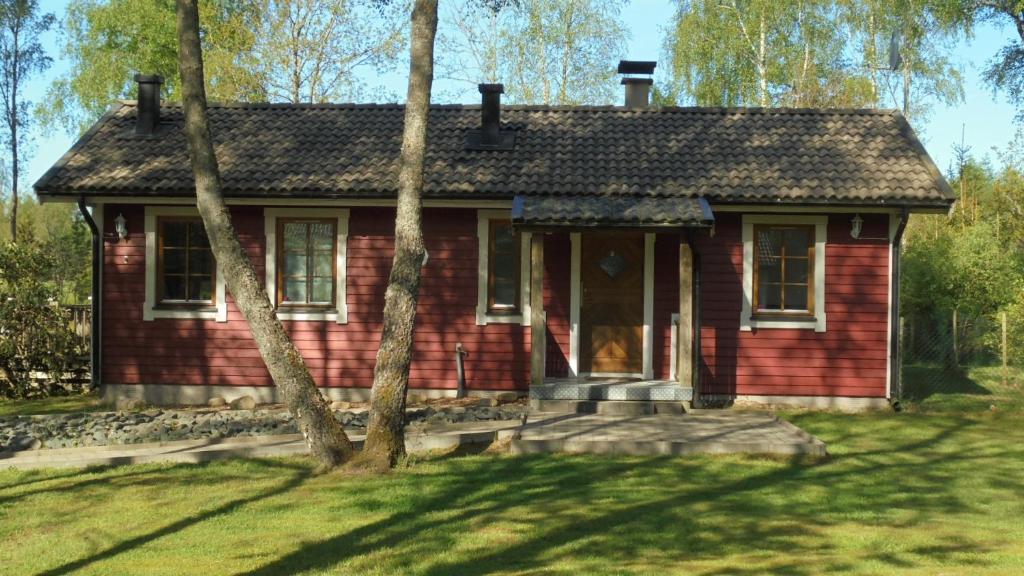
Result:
[580, 234, 644, 375]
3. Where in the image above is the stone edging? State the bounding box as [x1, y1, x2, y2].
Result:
[0, 403, 527, 452]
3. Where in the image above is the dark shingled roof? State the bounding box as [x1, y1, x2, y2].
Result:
[34, 102, 955, 207]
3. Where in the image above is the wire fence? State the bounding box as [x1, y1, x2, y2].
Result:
[900, 311, 1021, 407]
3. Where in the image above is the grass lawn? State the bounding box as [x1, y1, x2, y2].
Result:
[2, 407, 1023, 574]
[0, 392, 107, 417]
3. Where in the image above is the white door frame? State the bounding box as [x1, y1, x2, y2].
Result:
[568, 232, 655, 379]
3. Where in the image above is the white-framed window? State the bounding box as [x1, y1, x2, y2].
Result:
[143, 206, 228, 322]
[264, 207, 349, 323]
[476, 209, 531, 326]
[741, 214, 827, 332]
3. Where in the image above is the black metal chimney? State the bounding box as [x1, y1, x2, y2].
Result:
[617, 60, 656, 109]
[135, 74, 164, 135]
[465, 82, 515, 150]
[479, 83, 504, 145]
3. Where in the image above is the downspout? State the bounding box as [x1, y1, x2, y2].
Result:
[77, 198, 101, 392]
[691, 248, 703, 408]
[889, 207, 909, 407]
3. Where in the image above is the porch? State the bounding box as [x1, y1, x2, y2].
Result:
[514, 194, 713, 399]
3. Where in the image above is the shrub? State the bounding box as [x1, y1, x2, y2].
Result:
[0, 239, 83, 398]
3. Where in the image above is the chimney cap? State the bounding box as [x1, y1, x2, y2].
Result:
[617, 60, 657, 75]
[479, 83, 504, 94]
[134, 74, 164, 84]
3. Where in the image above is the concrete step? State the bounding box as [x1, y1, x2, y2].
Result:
[529, 399, 685, 416]
[530, 380, 693, 401]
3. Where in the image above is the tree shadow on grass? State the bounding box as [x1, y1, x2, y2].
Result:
[16, 415, 1020, 576]
[232, 417, 1008, 576]
[32, 459, 313, 576]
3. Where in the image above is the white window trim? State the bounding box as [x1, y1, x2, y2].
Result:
[741, 214, 827, 332]
[476, 209, 531, 326]
[143, 206, 227, 322]
[265, 207, 349, 323]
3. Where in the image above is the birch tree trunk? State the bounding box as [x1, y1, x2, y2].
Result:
[175, 0, 354, 471]
[358, 0, 438, 470]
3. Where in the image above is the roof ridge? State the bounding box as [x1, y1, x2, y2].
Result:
[116, 99, 899, 115]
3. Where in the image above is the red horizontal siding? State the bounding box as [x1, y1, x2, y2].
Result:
[658, 212, 891, 398]
[102, 206, 531, 391]
[102, 205, 891, 399]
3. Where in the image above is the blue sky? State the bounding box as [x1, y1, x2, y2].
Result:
[25, 0, 1023, 187]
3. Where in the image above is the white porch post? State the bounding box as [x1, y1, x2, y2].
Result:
[678, 237, 693, 388]
[530, 233, 545, 385]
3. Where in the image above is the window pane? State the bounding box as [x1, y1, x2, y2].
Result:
[188, 248, 213, 275]
[163, 275, 186, 301]
[783, 228, 810, 256]
[313, 252, 333, 277]
[164, 248, 186, 275]
[493, 279, 517, 307]
[784, 258, 808, 284]
[493, 249, 517, 282]
[284, 251, 307, 276]
[488, 222, 518, 310]
[757, 229, 782, 257]
[189, 276, 213, 302]
[310, 222, 334, 250]
[162, 221, 188, 248]
[283, 279, 306, 303]
[283, 222, 308, 251]
[311, 277, 333, 304]
[784, 285, 809, 310]
[758, 254, 781, 283]
[759, 283, 781, 310]
[188, 222, 210, 247]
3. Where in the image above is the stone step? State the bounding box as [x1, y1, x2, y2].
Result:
[529, 399, 685, 416]
[530, 380, 693, 401]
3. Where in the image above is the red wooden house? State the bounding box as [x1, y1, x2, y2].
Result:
[35, 64, 954, 410]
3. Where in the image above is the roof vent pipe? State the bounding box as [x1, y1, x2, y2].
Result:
[479, 83, 504, 145]
[134, 74, 164, 135]
[617, 60, 656, 109]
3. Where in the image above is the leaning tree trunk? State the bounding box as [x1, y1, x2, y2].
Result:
[358, 0, 438, 470]
[175, 0, 353, 470]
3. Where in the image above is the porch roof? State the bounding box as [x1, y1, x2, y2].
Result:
[511, 194, 713, 230]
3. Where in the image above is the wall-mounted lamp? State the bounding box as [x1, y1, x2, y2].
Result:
[850, 213, 863, 239]
[114, 213, 128, 241]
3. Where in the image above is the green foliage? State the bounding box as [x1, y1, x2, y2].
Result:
[902, 150, 1024, 367]
[0, 198, 91, 303]
[661, 0, 964, 122]
[0, 237, 82, 398]
[41, 0, 265, 134]
[42, 0, 409, 134]
[438, 0, 629, 105]
[256, 0, 406, 103]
